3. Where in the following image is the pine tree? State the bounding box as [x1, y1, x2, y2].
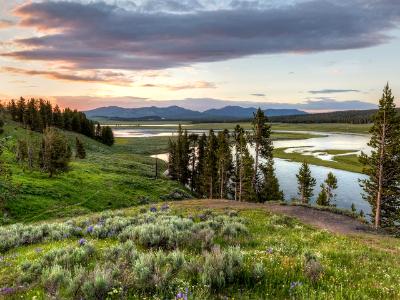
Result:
[203, 130, 219, 199]
[359, 84, 400, 229]
[167, 138, 178, 180]
[296, 161, 316, 204]
[194, 133, 206, 196]
[250, 108, 273, 195]
[239, 136, 256, 202]
[0, 141, 18, 212]
[101, 126, 115, 146]
[260, 158, 284, 201]
[75, 138, 86, 159]
[188, 133, 198, 192]
[8, 100, 17, 121]
[40, 128, 72, 177]
[53, 105, 64, 128]
[233, 125, 244, 201]
[16, 97, 26, 125]
[16, 140, 28, 163]
[317, 172, 337, 206]
[217, 129, 233, 199]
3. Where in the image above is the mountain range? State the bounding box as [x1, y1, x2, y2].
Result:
[85, 105, 307, 121]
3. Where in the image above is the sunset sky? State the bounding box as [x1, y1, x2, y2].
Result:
[0, 0, 400, 111]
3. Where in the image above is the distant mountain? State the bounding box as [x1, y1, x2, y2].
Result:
[85, 105, 307, 121]
[85, 105, 202, 120]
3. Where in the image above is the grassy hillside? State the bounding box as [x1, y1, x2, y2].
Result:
[1, 119, 189, 224]
[0, 201, 399, 299]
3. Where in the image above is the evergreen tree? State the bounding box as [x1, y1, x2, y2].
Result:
[194, 133, 207, 196]
[16, 97, 26, 125]
[296, 161, 316, 204]
[16, 140, 28, 163]
[95, 123, 102, 140]
[167, 139, 178, 180]
[233, 125, 244, 201]
[260, 158, 284, 201]
[188, 133, 198, 192]
[0, 141, 18, 212]
[250, 108, 273, 194]
[8, 100, 17, 121]
[75, 138, 86, 159]
[101, 126, 115, 146]
[53, 105, 64, 128]
[203, 130, 219, 199]
[317, 172, 338, 206]
[40, 128, 71, 177]
[217, 129, 233, 199]
[239, 134, 256, 202]
[359, 84, 400, 228]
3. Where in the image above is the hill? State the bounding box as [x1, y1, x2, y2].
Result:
[0, 118, 189, 224]
[85, 105, 307, 121]
[0, 200, 399, 299]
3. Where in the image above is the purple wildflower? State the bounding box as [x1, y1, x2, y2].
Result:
[0, 287, 15, 295]
[79, 238, 87, 246]
[176, 289, 188, 300]
[290, 281, 303, 289]
[161, 203, 169, 211]
[266, 247, 273, 254]
[150, 206, 157, 213]
[87, 226, 94, 233]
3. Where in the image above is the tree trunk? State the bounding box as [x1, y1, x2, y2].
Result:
[210, 177, 213, 199]
[253, 141, 259, 189]
[376, 113, 386, 229]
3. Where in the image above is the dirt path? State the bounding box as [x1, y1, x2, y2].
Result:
[175, 199, 376, 236]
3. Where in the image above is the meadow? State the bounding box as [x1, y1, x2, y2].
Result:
[1, 120, 189, 224]
[1, 201, 399, 299]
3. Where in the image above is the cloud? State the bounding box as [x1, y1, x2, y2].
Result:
[53, 95, 377, 111]
[0, 19, 14, 29]
[308, 89, 361, 94]
[251, 93, 265, 97]
[141, 81, 216, 90]
[3, 0, 400, 71]
[2, 67, 132, 86]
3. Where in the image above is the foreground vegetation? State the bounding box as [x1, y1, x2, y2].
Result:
[1, 202, 399, 299]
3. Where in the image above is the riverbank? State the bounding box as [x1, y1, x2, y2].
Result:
[274, 148, 363, 173]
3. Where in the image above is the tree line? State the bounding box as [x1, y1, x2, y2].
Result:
[4, 98, 114, 146]
[269, 108, 400, 124]
[168, 109, 283, 202]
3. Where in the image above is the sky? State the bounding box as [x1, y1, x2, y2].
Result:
[0, 0, 400, 112]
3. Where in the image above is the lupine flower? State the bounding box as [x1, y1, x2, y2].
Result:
[150, 206, 157, 213]
[290, 281, 303, 289]
[0, 287, 15, 294]
[87, 226, 94, 233]
[176, 289, 188, 300]
[79, 238, 87, 246]
[266, 247, 273, 254]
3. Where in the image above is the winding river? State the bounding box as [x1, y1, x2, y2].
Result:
[113, 128, 371, 216]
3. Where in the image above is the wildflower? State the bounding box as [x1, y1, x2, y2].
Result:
[87, 225, 94, 233]
[35, 248, 43, 253]
[79, 238, 87, 246]
[176, 288, 188, 300]
[290, 281, 302, 289]
[266, 247, 273, 254]
[149, 206, 157, 213]
[161, 203, 169, 211]
[0, 287, 15, 295]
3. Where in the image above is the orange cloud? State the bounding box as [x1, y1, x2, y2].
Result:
[142, 81, 216, 91]
[1, 67, 132, 86]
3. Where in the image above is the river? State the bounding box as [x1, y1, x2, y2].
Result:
[113, 127, 371, 216]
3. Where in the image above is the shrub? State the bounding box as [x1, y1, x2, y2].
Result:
[304, 252, 324, 283]
[200, 246, 244, 290]
[221, 222, 249, 239]
[82, 266, 118, 300]
[41, 265, 72, 297]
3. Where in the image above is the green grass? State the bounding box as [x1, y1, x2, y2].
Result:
[274, 147, 363, 173]
[0, 202, 399, 299]
[1, 120, 189, 224]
